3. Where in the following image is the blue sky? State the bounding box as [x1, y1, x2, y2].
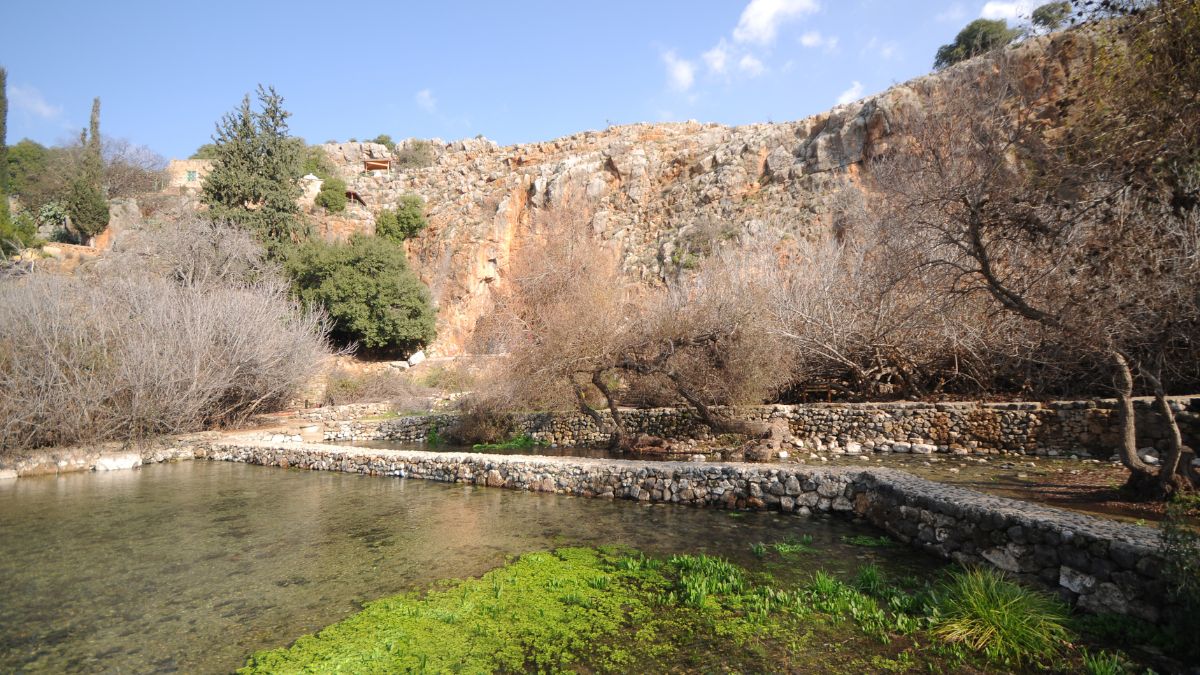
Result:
[2, 0, 1044, 159]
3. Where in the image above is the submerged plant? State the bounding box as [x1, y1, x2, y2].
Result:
[931, 567, 1070, 665]
[841, 534, 896, 548]
[772, 534, 816, 555]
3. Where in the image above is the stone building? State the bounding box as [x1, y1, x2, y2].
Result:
[164, 159, 214, 194]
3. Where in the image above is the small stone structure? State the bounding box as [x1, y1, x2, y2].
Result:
[164, 159, 213, 194]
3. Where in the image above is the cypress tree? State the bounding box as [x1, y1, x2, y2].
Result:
[0, 67, 10, 228]
[65, 97, 109, 240]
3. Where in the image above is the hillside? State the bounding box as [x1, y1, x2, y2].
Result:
[306, 33, 1086, 355]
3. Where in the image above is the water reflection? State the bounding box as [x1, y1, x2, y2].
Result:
[0, 461, 936, 673]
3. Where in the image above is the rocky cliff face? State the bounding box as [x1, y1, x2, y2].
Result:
[314, 34, 1085, 355]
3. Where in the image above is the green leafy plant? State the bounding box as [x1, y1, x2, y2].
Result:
[1081, 649, 1131, 675]
[472, 434, 543, 451]
[375, 194, 427, 242]
[314, 177, 347, 212]
[284, 234, 436, 352]
[931, 567, 1069, 665]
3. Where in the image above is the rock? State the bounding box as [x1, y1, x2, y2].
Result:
[1059, 566, 1096, 594]
[0, 469, 17, 480]
[93, 454, 142, 471]
[687, 454, 706, 463]
[407, 350, 427, 367]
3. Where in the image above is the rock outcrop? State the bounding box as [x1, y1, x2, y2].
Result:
[312, 33, 1089, 355]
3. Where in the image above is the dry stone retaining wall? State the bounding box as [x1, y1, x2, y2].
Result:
[367, 397, 1200, 458]
[201, 440, 1170, 623]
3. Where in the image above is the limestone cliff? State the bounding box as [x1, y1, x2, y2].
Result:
[313, 33, 1086, 355]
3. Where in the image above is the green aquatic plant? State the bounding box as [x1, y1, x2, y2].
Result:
[472, 434, 543, 451]
[772, 534, 816, 555]
[841, 534, 896, 548]
[931, 567, 1070, 665]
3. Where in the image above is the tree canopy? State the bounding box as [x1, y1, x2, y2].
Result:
[201, 85, 306, 246]
[934, 19, 1021, 69]
[284, 234, 436, 353]
[375, 194, 427, 242]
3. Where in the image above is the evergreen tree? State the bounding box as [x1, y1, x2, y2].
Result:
[202, 85, 306, 247]
[65, 97, 109, 239]
[934, 19, 1022, 69]
[0, 67, 10, 229]
[285, 234, 437, 352]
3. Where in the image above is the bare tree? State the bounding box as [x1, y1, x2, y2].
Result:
[477, 199, 637, 447]
[873, 20, 1200, 497]
[102, 138, 167, 198]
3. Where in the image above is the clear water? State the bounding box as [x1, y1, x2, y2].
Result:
[333, 438, 717, 461]
[0, 460, 937, 673]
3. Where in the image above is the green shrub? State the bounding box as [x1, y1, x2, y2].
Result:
[284, 234, 436, 352]
[300, 146, 336, 179]
[931, 567, 1069, 665]
[375, 194, 426, 241]
[314, 177, 347, 212]
[0, 211, 40, 255]
[395, 140, 435, 169]
[64, 177, 109, 238]
[370, 134, 394, 147]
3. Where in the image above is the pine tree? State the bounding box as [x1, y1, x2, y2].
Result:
[202, 85, 306, 248]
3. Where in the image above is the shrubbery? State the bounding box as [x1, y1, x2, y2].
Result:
[375, 194, 426, 241]
[315, 177, 347, 212]
[284, 234, 436, 353]
[394, 139, 435, 169]
[0, 221, 329, 452]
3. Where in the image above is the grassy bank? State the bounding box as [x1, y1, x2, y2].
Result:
[242, 546, 1165, 674]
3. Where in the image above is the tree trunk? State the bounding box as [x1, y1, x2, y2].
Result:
[573, 383, 616, 444]
[590, 371, 626, 449]
[1112, 351, 1157, 495]
[665, 370, 763, 437]
[1142, 370, 1195, 495]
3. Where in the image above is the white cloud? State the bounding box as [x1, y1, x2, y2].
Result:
[863, 36, 900, 60]
[981, 0, 1036, 21]
[9, 84, 63, 120]
[415, 89, 437, 113]
[738, 54, 766, 77]
[836, 81, 864, 105]
[702, 41, 730, 74]
[662, 50, 696, 92]
[935, 3, 967, 22]
[799, 30, 838, 51]
[733, 0, 820, 45]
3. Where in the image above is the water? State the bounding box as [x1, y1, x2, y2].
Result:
[333, 438, 715, 461]
[0, 460, 937, 673]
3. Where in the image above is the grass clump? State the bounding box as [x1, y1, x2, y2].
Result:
[931, 566, 1070, 666]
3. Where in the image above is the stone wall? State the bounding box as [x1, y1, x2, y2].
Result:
[370, 397, 1200, 458]
[0, 438, 202, 478]
[199, 440, 1171, 623]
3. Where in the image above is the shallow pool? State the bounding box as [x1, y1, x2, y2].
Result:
[0, 460, 938, 673]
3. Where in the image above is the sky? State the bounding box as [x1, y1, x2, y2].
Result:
[2, 0, 1046, 160]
